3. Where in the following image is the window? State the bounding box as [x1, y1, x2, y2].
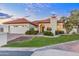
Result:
[14, 25, 18, 27]
[22, 25, 25, 27]
[0, 28, 3, 32]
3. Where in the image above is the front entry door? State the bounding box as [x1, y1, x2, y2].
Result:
[40, 24, 44, 33]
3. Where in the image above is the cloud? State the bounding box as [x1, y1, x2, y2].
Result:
[51, 11, 57, 15]
[24, 3, 56, 20]
[0, 12, 12, 19]
[25, 4, 51, 16]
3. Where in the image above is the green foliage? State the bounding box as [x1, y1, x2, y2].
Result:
[65, 20, 73, 33]
[25, 30, 38, 35]
[25, 28, 38, 35]
[63, 9, 79, 33]
[43, 31, 53, 36]
[29, 28, 34, 31]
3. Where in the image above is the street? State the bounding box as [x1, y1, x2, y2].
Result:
[0, 51, 33, 56]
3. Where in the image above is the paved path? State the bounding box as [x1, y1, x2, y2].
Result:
[8, 36, 33, 43]
[32, 40, 79, 56]
[32, 49, 79, 56]
[7, 33, 33, 42]
[0, 47, 38, 51]
[7, 33, 23, 41]
[49, 40, 79, 53]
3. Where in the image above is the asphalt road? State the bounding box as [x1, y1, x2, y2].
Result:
[0, 51, 33, 56]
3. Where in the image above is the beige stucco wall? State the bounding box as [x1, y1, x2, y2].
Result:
[57, 23, 64, 31]
[39, 23, 51, 32]
[38, 22, 64, 32]
[0, 33, 7, 46]
[43, 23, 51, 31]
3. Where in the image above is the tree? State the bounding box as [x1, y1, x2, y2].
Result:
[60, 16, 67, 22]
[64, 9, 79, 33]
[69, 9, 79, 26]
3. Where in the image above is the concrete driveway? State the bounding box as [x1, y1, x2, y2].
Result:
[7, 33, 33, 42]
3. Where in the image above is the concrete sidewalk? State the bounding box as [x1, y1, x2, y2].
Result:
[0, 47, 38, 51]
[32, 49, 79, 56]
[0, 47, 79, 56]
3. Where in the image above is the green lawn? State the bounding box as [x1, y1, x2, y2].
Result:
[4, 34, 79, 47]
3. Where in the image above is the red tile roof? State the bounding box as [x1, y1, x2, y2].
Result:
[3, 16, 57, 27]
[39, 19, 50, 23]
[32, 21, 40, 26]
[3, 18, 31, 24]
[32, 18, 51, 26]
[3, 18, 38, 27]
[32, 16, 57, 26]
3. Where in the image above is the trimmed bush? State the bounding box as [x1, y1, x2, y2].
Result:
[25, 28, 38, 35]
[43, 31, 53, 36]
[25, 30, 38, 35]
[55, 31, 64, 35]
[29, 28, 34, 31]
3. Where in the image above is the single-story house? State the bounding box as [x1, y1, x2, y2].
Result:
[3, 18, 37, 34]
[2, 16, 65, 34]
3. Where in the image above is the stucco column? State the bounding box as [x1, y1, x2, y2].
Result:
[50, 16, 57, 36]
[39, 24, 41, 33]
[0, 32, 7, 46]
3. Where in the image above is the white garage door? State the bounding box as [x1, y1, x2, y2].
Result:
[10, 26, 29, 34]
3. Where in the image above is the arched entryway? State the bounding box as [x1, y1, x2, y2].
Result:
[39, 23, 45, 33]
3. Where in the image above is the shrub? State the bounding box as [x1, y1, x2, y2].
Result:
[25, 30, 38, 35]
[43, 31, 53, 36]
[55, 31, 64, 35]
[25, 28, 38, 35]
[29, 28, 34, 31]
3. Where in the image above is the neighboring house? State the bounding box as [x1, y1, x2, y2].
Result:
[3, 18, 37, 34]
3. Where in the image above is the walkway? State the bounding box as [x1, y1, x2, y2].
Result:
[7, 33, 33, 42]
[32, 49, 79, 56]
[32, 40, 79, 56]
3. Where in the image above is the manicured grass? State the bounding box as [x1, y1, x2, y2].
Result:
[4, 34, 79, 47]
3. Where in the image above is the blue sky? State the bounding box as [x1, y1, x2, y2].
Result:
[0, 3, 79, 21]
